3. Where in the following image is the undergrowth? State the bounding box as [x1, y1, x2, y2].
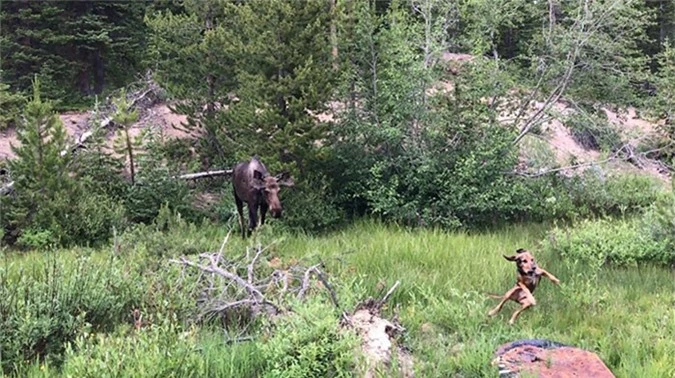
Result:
[2, 220, 674, 377]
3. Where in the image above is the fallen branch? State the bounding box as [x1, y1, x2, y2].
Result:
[177, 169, 233, 180]
[313, 266, 340, 309]
[173, 256, 267, 302]
[378, 280, 400, 308]
[297, 264, 322, 300]
[510, 144, 628, 178]
[61, 76, 160, 156]
[248, 245, 264, 284]
[296, 263, 340, 309]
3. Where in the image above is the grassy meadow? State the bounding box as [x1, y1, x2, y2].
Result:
[3, 220, 675, 377]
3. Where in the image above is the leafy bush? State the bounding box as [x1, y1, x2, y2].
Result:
[260, 301, 358, 378]
[124, 165, 198, 225]
[566, 110, 622, 151]
[542, 218, 672, 267]
[642, 189, 675, 252]
[523, 170, 666, 222]
[57, 321, 264, 378]
[0, 250, 198, 374]
[279, 173, 345, 233]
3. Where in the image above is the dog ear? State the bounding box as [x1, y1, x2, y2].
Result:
[503, 254, 517, 262]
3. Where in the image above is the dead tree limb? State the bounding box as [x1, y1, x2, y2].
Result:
[172, 256, 267, 303]
[509, 144, 639, 178]
[313, 266, 340, 309]
[177, 169, 233, 180]
[378, 280, 401, 308]
[297, 264, 322, 300]
[248, 245, 263, 284]
[61, 80, 159, 156]
[297, 263, 341, 309]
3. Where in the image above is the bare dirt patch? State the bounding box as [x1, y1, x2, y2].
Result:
[0, 103, 192, 162]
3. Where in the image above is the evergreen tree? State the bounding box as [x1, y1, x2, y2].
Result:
[0, 1, 149, 105]
[1, 77, 76, 245]
[147, 0, 336, 172]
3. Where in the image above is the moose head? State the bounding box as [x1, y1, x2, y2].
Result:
[252, 170, 294, 218]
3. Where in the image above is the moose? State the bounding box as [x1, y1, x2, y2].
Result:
[232, 157, 294, 237]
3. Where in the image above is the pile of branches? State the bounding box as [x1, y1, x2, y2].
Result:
[170, 233, 340, 325]
[171, 232, 412, 376]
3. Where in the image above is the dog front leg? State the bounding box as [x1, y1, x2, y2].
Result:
[539, 269, 561, 285]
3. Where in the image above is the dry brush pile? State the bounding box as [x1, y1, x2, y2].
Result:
[170, 232, 413, 377]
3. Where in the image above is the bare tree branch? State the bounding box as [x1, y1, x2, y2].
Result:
[248, 244, 264, 284]
[313, 265, 340, 309]
[297, 264, 321, 300]
[379, 280, 401, 307]
[510, 145, 629, 178]
[177, 169, 233, 180]
[172, 256, 266, 302]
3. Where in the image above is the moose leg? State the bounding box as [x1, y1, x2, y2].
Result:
[234, 192, 246, 238]
[260, 202, 268, 227]
[248, 203, 259, 233]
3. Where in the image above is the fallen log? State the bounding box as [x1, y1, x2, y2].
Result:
[177, 169, 232, 180]
[1, 167, 233, 197]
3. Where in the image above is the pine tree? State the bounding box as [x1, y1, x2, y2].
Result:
[0, 1, 149, 104]
[147, 0, 336, 172]
[1, 77, 76, 244]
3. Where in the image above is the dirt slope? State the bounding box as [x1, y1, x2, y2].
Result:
[0, 104, 191, 161]
[0, 94, 668, 183]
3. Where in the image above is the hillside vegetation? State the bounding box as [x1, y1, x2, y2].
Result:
[1, 0, 675, 377]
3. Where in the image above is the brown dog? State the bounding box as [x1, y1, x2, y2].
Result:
[488, 248, 560, 325]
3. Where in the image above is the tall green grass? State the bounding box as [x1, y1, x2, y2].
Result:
[270, 221, 675, 377]
[4, 220, 675, 377]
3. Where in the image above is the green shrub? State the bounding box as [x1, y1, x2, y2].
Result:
[0, 250, 198, 374]
[279, 173, 345, 234]
[57, 321, 264, 378]
[526, 170, 666, 221]
[566, 110, 622, 151]
[15, 229, 57, 251]
[124, 165, 199, 224]
[542, 218, 671, 267]
[260, 300, 359, 378]
[642, 190, 675, 253]
[37, 320, 259, 377]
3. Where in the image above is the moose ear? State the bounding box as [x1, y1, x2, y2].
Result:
[252, 170, 266, 190]
[253, 170, 265, 181]
[276, 172, 294, 187]
[503, 255, 517, 262]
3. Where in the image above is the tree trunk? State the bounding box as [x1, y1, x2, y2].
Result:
[124, 127, 135, 185]
[93, 48, 105, 95]
[330, 0, 338, 71]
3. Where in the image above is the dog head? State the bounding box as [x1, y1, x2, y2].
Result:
[503, 248, 538, 276]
